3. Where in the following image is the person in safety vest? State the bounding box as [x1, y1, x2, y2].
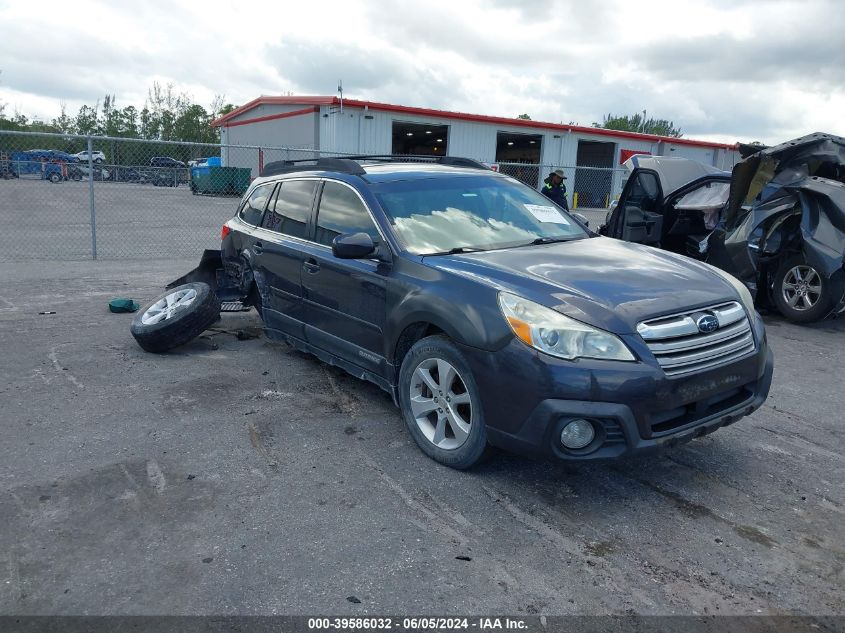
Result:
[540, 168, 569, 210]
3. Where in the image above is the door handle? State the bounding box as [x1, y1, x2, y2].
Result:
[253, 240, 263, 254]
[303, 258, 321, 274]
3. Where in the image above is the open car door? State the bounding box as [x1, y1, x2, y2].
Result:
[662, 177, 731, 258]
[605, 168, 664, 246]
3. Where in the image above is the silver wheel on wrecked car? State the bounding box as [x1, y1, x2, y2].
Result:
[772, 256, 833, 323]
[780, 265, 822, 312]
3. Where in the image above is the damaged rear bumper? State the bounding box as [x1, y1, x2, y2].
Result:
[166, 249, 245, 302]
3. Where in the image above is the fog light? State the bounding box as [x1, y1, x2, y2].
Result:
[560, 419, 595, 449]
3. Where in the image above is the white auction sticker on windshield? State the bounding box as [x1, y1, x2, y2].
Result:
[524, 204, 570, 224]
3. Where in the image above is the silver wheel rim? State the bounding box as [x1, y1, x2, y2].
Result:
[782, 265, 822, 311]
[141, 288, 197, 325]
[409, 358, 472, 451]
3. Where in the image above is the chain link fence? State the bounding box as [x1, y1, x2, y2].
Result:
[497, 161, 626, 210]
[0, 130, 626, 261]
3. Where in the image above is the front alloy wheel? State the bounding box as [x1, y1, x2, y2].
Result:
[409, 358, 473, 450]
[399, 335, 488, 469]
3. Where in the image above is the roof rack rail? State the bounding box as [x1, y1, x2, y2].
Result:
[436, 156, 490, 170]
[339, 154, 491, 171]
[260, 154, 490, 177]
[261, 157, 366, 177]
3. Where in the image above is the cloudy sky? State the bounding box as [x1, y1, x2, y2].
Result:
[1, 0, 842, 145]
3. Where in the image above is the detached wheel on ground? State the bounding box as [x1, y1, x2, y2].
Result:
[398, 335, 488, 469]
[772, 255, 832, 323]
[130, 282, 220, 353]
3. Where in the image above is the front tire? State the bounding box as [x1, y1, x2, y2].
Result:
[398, 335, 488, 469]
[772, 256, 832, 323]
[130, 282, 220, 353]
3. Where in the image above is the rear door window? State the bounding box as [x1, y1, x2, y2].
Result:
[239, 182, 276, 226]
[261, 179, 317, 239]
[314, 181, 380, 247]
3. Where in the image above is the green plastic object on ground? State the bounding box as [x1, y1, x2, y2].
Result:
[109, 298, 140, 313]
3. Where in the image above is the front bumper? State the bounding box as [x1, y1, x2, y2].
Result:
[461, 314, 774, 460]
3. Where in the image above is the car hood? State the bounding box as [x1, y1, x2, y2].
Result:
[624, 155, 728, 197]
[425, 237, 738, 334]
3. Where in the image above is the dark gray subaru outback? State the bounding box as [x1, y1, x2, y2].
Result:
[134, 157, 774, 469]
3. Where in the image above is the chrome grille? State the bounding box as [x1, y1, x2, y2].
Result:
[637, 302, 756, 378]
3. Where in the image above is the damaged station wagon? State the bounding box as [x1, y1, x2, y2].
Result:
[132, 156, 773, 469]
[603, 133, 845, 323]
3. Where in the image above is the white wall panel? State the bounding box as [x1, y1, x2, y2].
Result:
[222, 101, 743, 172]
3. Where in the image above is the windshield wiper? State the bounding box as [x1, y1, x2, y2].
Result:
[523, 236, 576, 246]
[424, 246, 487, 256]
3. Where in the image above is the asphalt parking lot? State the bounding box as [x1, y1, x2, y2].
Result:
[0, 179, 238, 261]
[0, 179, 609, 263]
[0, 257, 843, 617]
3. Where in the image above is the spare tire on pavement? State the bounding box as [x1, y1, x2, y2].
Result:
[130, 282, 220, 353]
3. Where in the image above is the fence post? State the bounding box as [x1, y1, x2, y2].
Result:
[87, 136, 97, 260]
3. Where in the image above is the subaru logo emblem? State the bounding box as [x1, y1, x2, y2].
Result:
[696, 314, 719, 334]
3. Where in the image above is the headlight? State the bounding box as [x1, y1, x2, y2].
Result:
[708, 266, 756, 315]
[498, 292, 635, 361]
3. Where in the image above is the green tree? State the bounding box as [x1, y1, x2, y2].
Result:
[139, 106, 156, 139]
[75, 103, 99, 135]
[50, 102, 75, 134]
[2, 83, 237, 142]
[100, 94, 122, 136]
[0, 110, 26, 131]
[174, 104, 213, 143]
[593, 111, 682, 137]
[517, 113, 531, 120]
[118, 105, 140, 138]
[27, 119, 59, 134]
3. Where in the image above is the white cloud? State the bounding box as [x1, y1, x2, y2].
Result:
[0, 0, 842, 145]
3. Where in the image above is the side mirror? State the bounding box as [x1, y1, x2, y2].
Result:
[332, 232, 376, 259]
[571, 212, 589, 228]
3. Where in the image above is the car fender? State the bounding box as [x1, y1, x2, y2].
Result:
[387, 284, 513, 360]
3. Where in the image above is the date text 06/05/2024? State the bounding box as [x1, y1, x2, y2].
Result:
[307, 617, 528, 630]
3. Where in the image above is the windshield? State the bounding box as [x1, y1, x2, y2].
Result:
[373, 175, 588, 254]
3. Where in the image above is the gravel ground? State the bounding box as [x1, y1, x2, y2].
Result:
[0, 259, 842, 617]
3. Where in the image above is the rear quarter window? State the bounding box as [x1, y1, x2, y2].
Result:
[261, 179, 317, 239]
[239, 182, 276, 226]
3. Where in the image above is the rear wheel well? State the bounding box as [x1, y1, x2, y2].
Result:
[393, 323, 446, 377]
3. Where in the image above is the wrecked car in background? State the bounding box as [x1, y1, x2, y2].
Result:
[602, 133, 845, 323]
